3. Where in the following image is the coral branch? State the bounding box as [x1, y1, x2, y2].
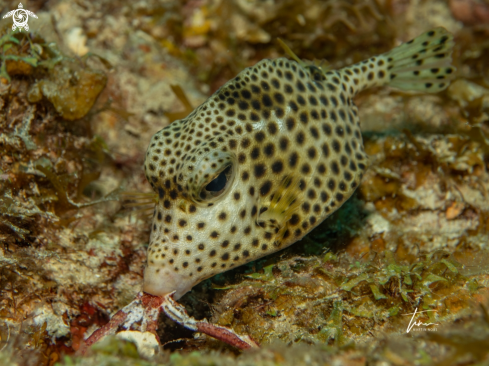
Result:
[196, 322, 259, 349]
[162, 292, 259, 350]
[81, 307, 129, 352]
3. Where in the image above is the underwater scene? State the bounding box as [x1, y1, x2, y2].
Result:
[0, 0, 489, 365]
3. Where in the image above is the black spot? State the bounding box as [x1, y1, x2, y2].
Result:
[238, 100, 249, 110]
[274, 93, 284, 104]
[322, 123, 332, 135]
[262, 94, 273, 107]
[289, 101, 298, 111]
[268, 122, 278, 134]
[286, 117, 296, 131]
[332, 140, 341, 152]
[296, 131, 305, 145]
[272, 160, 284, 173]
[241, 90, 251, 99]
[251, 147, 260, 160]
[321, 143, 330, 157]
[255, 131, 265, 142]
[300, 112, 308, 124]
[289, 152, 298, 168]
[222, 253, 229, 260]
[279, 137, 289, 151]
[331, 161, 340, 175]
[260, 181, 272, 196]
[238, 153, 247, 164]
[320, 95, 328, 106]
[254, 163, 267, 178]
[327, 83, 336, 92]
[158, 187, 165, 199]
[290, 214, 300, 225]
[210, 231, 219, 238]
[330, 111, 337, 122]
[310, 127, 319, 139]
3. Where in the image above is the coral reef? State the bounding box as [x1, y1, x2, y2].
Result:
[0, 0, 488, 365]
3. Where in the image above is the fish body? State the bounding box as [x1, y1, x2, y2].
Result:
[143, 28, 455, 299]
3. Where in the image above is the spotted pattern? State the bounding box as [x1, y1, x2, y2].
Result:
[142, 28, 456, 299]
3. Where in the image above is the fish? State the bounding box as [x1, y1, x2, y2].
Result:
[142, 27, 455, 300]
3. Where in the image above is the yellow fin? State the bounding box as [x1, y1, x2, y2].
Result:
[121, 191, 157, 218]
[258, 174, 302, 240]
[278, 38, 332, 74]
[277, 38, 308, 69]
[164, 84, 194, 122]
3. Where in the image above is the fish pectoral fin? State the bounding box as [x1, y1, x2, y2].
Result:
[258, 174, 302, 239]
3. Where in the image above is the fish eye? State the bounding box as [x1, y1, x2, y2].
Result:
[199, 164, 233, 201]
[205, 165, 231, 192]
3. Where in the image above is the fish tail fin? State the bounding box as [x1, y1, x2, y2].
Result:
[383, 27, 456, 92]
[342, 27, 456, 96]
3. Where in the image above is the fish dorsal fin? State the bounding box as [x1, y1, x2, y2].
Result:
[164, 84, 194, 123]
[277, 38, 308, 69]
[277, 38, 332, 74]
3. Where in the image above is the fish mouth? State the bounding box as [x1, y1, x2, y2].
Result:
[143, 264, 192, 300]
